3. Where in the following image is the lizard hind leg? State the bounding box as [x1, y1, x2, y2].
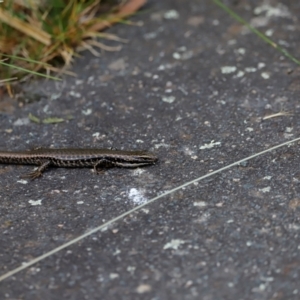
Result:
[93, 159, 115, 174]
[21, 160, 51, 180]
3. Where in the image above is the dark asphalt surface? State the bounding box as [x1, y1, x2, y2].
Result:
[1, 0, 300, 299]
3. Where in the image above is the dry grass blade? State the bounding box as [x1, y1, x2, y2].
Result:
[262, 111, 293, 120]
[0, 8, 51, 46]
[86, 39, 123, 51]
[86, 0, 146, 33]
[13, 0, 45, 10]
[0, 77, 18, 84]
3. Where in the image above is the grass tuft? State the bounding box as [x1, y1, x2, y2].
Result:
[0, 0, 146, 84]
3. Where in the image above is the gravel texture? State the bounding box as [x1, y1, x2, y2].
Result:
[0, 0, 300, 299]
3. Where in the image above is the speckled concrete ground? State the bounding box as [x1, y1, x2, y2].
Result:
[1, 0, 300, 299]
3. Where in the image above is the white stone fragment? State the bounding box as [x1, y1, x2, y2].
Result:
[221, 66, 237, 74]
[162, 96, 175, 103]
[164, 10, 179, 20]
[163, 239, 186, 250]
[199, 140, 221, 150]
[29, 199, 42, 206]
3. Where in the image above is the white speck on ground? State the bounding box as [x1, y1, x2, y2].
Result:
[127, 266, 136, 274]
[173, 52, 181, 60]
[288, 224, 300, 231]
[221, 66, 237, 74]
[245, 67, 257, 72]
[136, 284, 152, 294]
[50, 93, 61, 100]
[173, 49, 193, 60]
[144, 32, 158, 40]
[29, 267, 40, 275]
[109, 273, 119, 279]
[193, 201, 207, 207]
[92, 132, 100, 138]
[254, 3, 291, 18]
[101, 226, 108, 232]
[261, 72, 270, 79]
[17, 179, 28, 184]
[235, 70, 245, 78]
[278, 40, 290, 48]
[178, 86, 188, 95]
[162, 96, 175, 103]
[69, 91, 81, 98]
[259, 187, 271, 193]
[75, 79, 83, 85]
[164, 10, 179, 20]
[182, 146, 195, 156]
[163, 239, 186, 250]
[132, 168, 145, 176]
[187, 16, 204, 27]
[14, 118, 30, 126]
[284, 133, 294, 139]
[29, 199, 42, 206]
[154, 143, 170, 149]
[260, 276, 274, 282]
[108, 58, 127, 71]
[197, 212, 211, 223]
[113, 249, 121, 256]
[228, 39, 236, 46]
[82, 108, 92, 115]
[237, 48, 246, 55]
[200, 140, 221, 150]
[265, 29, 274, 36]
[128, 188, 147, 205]
[252, 283, 267, 292]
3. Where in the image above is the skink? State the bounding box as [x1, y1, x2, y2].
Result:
[0, 148, 158, 179]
